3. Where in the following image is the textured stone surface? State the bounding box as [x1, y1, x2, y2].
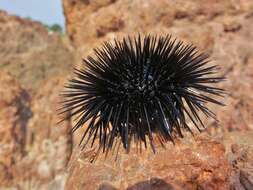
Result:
[0, 72, 73, 189]
[63, 0, 253, 49]
[64, 131, 253, 190]
[0, 10, 74, 91]
[62, 0, 253, 189]
[24, 76, 73, 184]
[0, 70, 31, 187]
[65, 134, 231, 190]
[63, 0, 253, 132]
[223, 131, 253, 190]
[0, 11, 74, 189]
[1, 0, 253, 189]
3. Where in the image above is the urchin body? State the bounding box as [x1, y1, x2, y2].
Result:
[60, 35, 224, 153]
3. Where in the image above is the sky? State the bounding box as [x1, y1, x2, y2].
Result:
[0, 0, 65, 28]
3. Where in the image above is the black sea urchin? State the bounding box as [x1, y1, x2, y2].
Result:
[59, 35, 224, 153]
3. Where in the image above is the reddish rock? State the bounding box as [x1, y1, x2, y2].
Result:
[65, 134, 231, 190]
[223, 18, 242, 32]
[0, 11, 74, 189]
[62, 1, 253, 189]
[0, 10, 75, 91]
[63, 0, 253, 133]
[0, 71, 31, 186]
[0, 73, 73, 189]
[222, 131, 253, 190]
[1, 0, 253, 189]
[25, 75, 73, 180]
[208, 16, 253, 132]
[63, 0, 253, 50]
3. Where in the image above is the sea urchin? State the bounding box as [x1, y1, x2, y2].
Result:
[59, 35, 224, 153]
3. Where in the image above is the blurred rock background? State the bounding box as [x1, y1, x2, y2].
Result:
[0, 0, 253, 189]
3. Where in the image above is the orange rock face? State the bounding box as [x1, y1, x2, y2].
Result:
[65, 134, 231, 190]
[62, 0, 253, 189]
[0, 10, 74, 91]
[0, 71, 73, 189]
[0, 11, 74, 189]
[63, 0, 253, 49]
[223, 131, 253, 190]
[1, 0, 253, 189]
[25, 76, 73, 181]
[63, 0, 253, 132]
[0, 71, 31, 186]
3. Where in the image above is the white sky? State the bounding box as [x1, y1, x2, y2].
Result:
[0, 0, 65, 28]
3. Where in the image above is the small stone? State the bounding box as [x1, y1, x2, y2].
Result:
[223, 19, 242, 32]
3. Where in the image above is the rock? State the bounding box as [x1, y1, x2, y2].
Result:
[0, 11, 74, 189]
[222, 131, 253, 190]
[21, 76, 73, 187]
[240, 170, 253, 190]
[65, 131, 253, 190]
[65, 134, 231, 190]
[208, 16, 253, 132]
[0, 10, 75, 91]
[62, 1, 253, 189]
[0, 71, 32, 186]
[63, 0, 253, 51]
[63, 0, 253, 133]
[1, 0, 253, 189]
[0, 74, 73, 189]
[223, 18, 242, 32]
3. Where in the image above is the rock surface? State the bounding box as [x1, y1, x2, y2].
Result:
[0, 72, 73, 190]
[0, 70, 31, 187]
[0, 10, 74, 91]
[62, 0, 253, 189]
[1, 0, 253, 189]
[63, 0, 253, 51]
[65, 134, 231, 190]
[63, 131, 253, 190]
[0, 11, 73, 190]
[63, 0, 253, 132]
[0, 72, 72, 189]
[223, 131, 253, 190]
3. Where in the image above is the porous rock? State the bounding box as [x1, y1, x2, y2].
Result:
[62, 0, 253, 189]
[0, 11, 74, 189]
[63, 0, 253, 132]
[0, 10, 74, 91]
[65, 134, 231, 190]
[0, 73, 73, 189]
[0, 71, 31, 186]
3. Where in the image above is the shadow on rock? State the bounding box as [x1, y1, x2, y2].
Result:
[98, 178, 174, 190]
